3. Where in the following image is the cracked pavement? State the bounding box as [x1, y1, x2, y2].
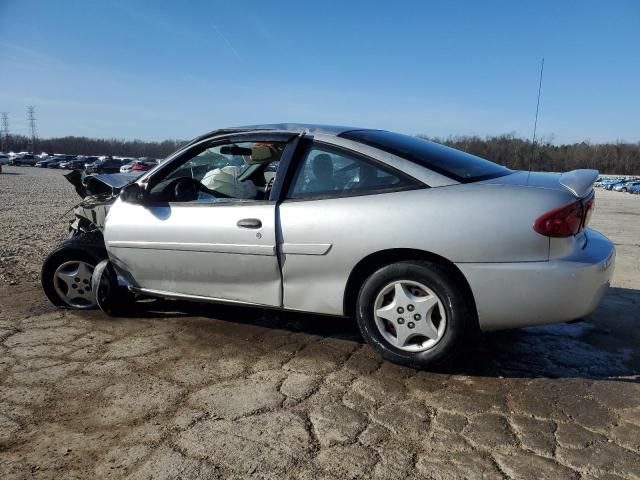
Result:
[1, 166, 639, 479]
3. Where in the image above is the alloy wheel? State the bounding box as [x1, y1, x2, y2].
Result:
[373, 280, 447, 352]
[52, 260, 96, 308]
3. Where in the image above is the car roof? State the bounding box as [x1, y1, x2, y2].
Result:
[189, 123, 374, 145]
[236, 123, 363, 135]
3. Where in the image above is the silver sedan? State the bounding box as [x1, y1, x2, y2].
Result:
[42, 124, 615, 367]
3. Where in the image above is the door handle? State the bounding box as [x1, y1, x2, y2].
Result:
[237, 218, 262, 229]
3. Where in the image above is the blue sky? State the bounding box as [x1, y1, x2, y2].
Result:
[0, 0, 638, 143]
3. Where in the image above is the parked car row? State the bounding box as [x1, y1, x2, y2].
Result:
[0, 151, 161, 174]
[595, 176, 640, 194]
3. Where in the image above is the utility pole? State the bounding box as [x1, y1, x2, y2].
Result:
[27, 105, 37, 153]
[1, 112, 9, 152]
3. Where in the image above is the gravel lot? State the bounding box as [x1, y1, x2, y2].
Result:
[1, 165, 639, 479]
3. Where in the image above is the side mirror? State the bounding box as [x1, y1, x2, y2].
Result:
[120, 183, 146, 204]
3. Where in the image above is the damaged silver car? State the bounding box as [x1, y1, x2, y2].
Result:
[42, 124, 615, 368]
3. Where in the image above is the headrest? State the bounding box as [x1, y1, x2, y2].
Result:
[250, 144, 283, 163]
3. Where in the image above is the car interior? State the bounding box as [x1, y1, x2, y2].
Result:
[147, 141, 285, 203]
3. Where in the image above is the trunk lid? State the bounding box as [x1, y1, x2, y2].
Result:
[478, 169, 598, 199]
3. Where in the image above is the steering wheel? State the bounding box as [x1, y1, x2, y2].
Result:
[165, 176, 233, 202]
[172, 177, 202, 202]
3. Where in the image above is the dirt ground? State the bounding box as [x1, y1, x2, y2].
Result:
[1, 166, 639, 479]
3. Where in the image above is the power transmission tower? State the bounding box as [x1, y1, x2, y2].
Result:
[1, 112, 9, 152]
[27, 105, 37, 153]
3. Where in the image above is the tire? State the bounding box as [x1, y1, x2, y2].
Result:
[41, 232, 108, 309]
[92, 259, 136, 317]
[355, 261, 476, 369]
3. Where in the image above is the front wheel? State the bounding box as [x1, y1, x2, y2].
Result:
[41, 233, 107, 309]
[356, 261, 476, 369]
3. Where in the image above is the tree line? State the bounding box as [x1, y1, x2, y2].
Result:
[3, 132, 639, 174]
[421, 134, 640, 175]
[3, 134, 185, 159]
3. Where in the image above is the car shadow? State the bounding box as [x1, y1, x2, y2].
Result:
[125, 286, 640, 381]
[0, 172, 23, 175]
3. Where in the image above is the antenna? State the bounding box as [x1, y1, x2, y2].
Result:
[27, 105, 37, 153]
[1, 112, 9, 152]
[532, 58, 544, 147]
[527, 58, 544, 182]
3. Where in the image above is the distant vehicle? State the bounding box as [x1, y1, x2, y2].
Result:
[59, 156, 81, 169]
[119, 159, 139, 173]
[85, 157, 127, 174]
[10, 153, 37, 166]
[121, 159, 158, 173]
[603, 179, 625, 190]
[48, 155, 76, 168]
[0, 153, 10, 165]
[629, 184, 640, 194]
[82, 156, 99, 165]
[35, 157, 58, 167]
[36, 154, 71, 168]
[613, 180, 640, 192]
[36, 154, 65, 167]
[132, 159, 158, 171]
[61, 156, 88, 169]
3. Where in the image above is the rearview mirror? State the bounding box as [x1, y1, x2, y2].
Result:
[120, 183, 146, 204]
[220, 145, 253, 156]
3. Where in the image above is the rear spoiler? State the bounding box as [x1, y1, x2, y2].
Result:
[559, 169, 598, 198]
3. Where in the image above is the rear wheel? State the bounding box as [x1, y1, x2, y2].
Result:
[356, 261, 476, 368]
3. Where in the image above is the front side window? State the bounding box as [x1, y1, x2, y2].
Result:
[148, 141, 285, 203]
[288, 144, 417, 199]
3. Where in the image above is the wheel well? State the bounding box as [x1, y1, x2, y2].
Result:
[342, 248, 478, 319]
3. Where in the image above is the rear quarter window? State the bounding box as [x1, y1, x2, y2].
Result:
[340, 130, 511, 183]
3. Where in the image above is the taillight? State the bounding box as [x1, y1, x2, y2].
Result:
[534, 201, 583, 237]
[583, 196, 595, 227]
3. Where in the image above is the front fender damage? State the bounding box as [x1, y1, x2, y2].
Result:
[63, 170, 141, 234]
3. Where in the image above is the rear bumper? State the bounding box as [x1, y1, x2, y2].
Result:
[457, 229, 615, 331]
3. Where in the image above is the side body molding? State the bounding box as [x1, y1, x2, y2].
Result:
[280, 243, 332, 255]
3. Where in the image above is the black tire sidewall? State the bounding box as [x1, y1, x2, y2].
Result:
[41, 234, 107, 308]
[356, 261, 474, 369]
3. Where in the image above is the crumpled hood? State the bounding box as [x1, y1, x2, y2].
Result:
[64, 170, 142, 199]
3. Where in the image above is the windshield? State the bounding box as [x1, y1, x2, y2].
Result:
[340, 130, 511, 183]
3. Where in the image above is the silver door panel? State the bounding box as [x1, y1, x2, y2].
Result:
[104, 199, 281, 306]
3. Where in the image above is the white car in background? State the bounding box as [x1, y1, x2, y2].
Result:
[119, 159, 138, 173]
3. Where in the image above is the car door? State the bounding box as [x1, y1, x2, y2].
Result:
[104, 133, 298, 307]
